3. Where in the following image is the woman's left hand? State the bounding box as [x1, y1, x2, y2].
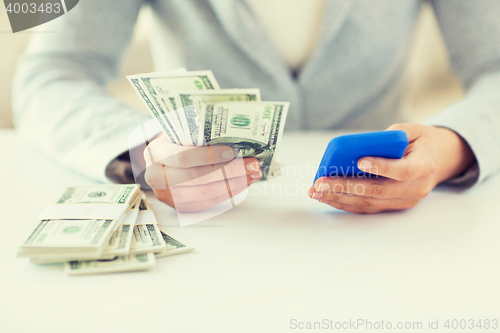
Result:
[308, 123, 476, 214]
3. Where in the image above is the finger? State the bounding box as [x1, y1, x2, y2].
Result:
[146, 157, 261, 187]
[312, 176, 406, 199]
[320, 192, 418, 211]
[160, 145, 236, 168]
[144, 162, 169, 190]
[175, 157, 261, 186]
[313, 174, 432, 200]
[357, 146, 431, 181]
[144, 134, 176, 166]
[146, 136, 236, 167]
[321, 198, 416, 213]
[169, 175, 256, 203]
[319, 199, 381, 214]
[308, 186, 315, 199]
[174, 185, 248, 213]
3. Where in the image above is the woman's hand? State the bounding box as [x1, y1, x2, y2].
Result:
[308, 124, 475, 214]
[144, 134, 262, 212]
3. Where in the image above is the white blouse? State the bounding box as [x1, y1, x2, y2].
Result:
[246, 0, 326, 70]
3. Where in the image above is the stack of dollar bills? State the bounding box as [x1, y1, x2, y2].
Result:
[17, 185, 193, 276]
[127, 68, 289, 180]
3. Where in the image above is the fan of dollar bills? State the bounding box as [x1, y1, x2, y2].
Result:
[17, 185, 193, 276]
[127, 69, 289, 180]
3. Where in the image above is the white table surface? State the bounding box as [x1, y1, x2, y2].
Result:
[1, 129, 499, 333]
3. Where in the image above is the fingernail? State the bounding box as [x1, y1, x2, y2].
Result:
[250, 171, 262, 179]
[312, 191, 323, 199]
[318, 183, 330, 192]
[358, 159, 372, 171]
[221, 148, 235, 159]
[246, 161, 260, 172]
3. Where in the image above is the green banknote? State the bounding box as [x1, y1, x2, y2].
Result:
[201, 101, 289, 180]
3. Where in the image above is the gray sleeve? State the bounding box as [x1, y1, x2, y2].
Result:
[423, 0, 500, 189]
[12, 0, 149, 183]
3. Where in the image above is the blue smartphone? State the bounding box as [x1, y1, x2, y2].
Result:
[313, 130, 409, 184]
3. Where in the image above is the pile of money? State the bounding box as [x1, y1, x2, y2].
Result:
[128, 69, 289, 180]
[17, 185, 193, 275]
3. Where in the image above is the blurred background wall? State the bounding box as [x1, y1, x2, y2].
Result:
[0, 3, 463, 129]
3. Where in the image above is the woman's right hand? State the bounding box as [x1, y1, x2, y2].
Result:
[144, 134, 262, 212]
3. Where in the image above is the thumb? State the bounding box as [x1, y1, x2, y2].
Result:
[358, 146, 429, 181]
[386, 123, 424, 143]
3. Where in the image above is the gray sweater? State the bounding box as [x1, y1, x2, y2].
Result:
[12, 0, 500, 188]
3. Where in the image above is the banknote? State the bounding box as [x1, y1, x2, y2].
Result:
[128, 77, 180, 144]
[18, 185, 141, 261]
[101, 197, 141, 257]
[17, 219, 116, 258]
[141, 70, 220, 97]
[200, 101, 289, 180]
[161, 89, 262, 145]
[65, 253, 156, 276]
[141, 71, 220, 145]
[130, 199, 166, 254]
[155, 230, 194, 258]
[126, 68, 189, 144]
[127, 70, 220, 145]
[18, 188, 194, 275]
[56, 185, 140, 205]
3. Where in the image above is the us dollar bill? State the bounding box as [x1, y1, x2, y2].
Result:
[138, 195, 150, 210]
[56, 185, 140, 205]
[101, 198, 141, 257]
[161, 89, 262, 146]
[200, 101, 289, 180]
[128, 77, 180, 144]
[130, 198, 167, 254]
[65, 253, 156, 276]
[130, 224, 166, 254]
[141, 70, 220, 96]
[17, 219, 116, 258]
[126, 68, 189, 145]
[155, 230, 194, 258]
[127, 70, 220, 145]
